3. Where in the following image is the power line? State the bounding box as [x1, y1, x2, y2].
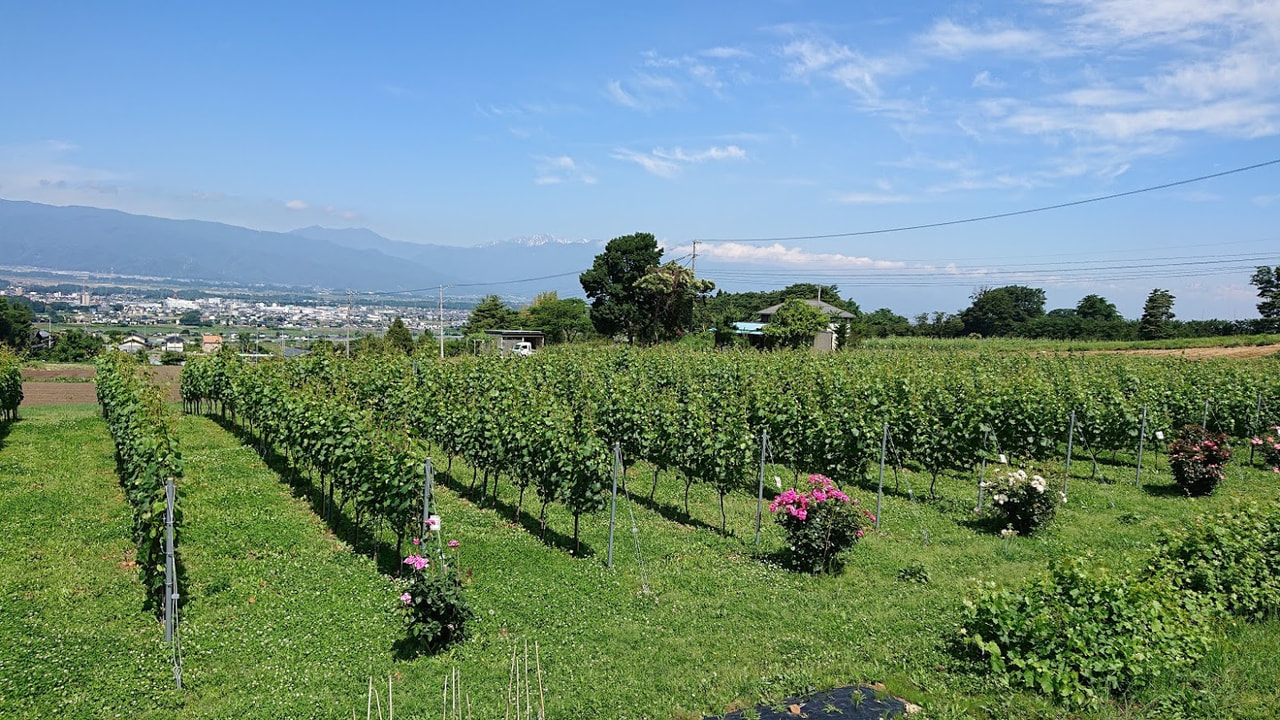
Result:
[694, 158, 1280, 244]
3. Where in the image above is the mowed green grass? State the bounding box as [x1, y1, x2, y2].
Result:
[4, 405, 1280, 719]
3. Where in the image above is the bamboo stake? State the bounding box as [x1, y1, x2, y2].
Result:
[525, 640, 531, 720]
[442, 675, 448, 720]
[536, 641, 546, 720]
[388, 676, 394, 720]
[506, 643, 517, 720]
[367, 677, 374, 720]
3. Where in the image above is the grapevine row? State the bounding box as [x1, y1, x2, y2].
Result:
[95, 352, 183, 614]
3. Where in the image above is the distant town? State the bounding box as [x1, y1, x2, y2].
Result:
[1, 282, 470, 345]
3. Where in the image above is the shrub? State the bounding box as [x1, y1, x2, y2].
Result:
[769, 473, 872, 573]
[960, 560, 1214, 708]
[982, 468, 1063, 535]
[1148, 502, 1280, 621]
[398, 541, 472, 654]
[1251, 424, 1280, 472]
[1169, 424, 1231, 496]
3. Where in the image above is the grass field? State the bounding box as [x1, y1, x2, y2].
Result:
[3, 403, 1280, 718]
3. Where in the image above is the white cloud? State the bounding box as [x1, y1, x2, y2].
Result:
[701, 46, 750, 59]
[670, 241, 907, 269]
[917, 19, 1058, 58]
[971, 71, 1004, 89]
[284, 199, 308, 210]
[836, 192, 911, 205]
[534, 155, 596, 185]
[605, 80, 643, 110]
[612, 145, 746, 177]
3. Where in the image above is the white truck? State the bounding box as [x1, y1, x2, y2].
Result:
[511, 341, 535, 357]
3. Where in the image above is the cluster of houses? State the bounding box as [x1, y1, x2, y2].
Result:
[115, 333, 224, 354]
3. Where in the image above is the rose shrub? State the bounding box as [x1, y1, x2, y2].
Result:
[1169, 424, 1231, 496]
[770, 473, 872, 573]
[983, 468, 1063, 535]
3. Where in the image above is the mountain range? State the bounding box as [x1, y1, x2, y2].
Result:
[0, 199, 601, 297]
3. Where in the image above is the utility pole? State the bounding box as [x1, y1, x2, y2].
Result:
[345, 290, 353, 357]
[438, 285, 449, 361]
[691, 239, 699, 275]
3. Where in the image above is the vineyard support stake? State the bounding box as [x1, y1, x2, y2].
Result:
[607, 443, 620, 569]
[875, 422, 888, 531]
[754, 430, 767, 546]
[1135, 404, 1148, 488]
[1064, 410, 1075, 495]
[976, 430, 989, 513]
[422, 458, 434, 539]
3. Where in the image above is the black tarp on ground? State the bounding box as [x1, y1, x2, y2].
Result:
[708, 685, 907, 719]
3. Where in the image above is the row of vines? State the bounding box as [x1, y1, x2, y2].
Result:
[182, 347, 1280, 546]
[95, 352, 183, 613]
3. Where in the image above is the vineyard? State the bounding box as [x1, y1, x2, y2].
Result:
[180, 346, 1280, 547]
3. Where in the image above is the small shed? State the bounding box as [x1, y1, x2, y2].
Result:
[118, 338, 147, 354]
[483, 329, 545, 354]
[201, 334, 223, 354]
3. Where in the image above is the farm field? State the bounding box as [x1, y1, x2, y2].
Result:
[5, 343, 1280, 719]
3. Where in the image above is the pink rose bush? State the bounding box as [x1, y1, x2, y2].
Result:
[1251, 426, 1280, 473]
[769, 474, 872, 574]
[1170, 424, 1232, 496]
[397, 537, 471, 654]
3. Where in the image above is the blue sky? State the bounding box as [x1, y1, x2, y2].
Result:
[2, 1, 1279, 319]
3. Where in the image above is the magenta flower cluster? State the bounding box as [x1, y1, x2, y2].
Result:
[403, 554, 430, 571]
[769, 473, 852, 521]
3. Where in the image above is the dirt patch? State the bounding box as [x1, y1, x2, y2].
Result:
[1086, 344, 1280, 360]
[19, 364, 184, 406]
[20, 382, 98, 405]
[22, 365, 96, 381]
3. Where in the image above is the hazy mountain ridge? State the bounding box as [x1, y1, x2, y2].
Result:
[0, 200, 597, 296]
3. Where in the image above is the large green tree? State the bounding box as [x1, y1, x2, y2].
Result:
[1075, 294, 1121, 322]
[1251, 265, 1280, 332]
[0, 298, 34, 350]
[579, 232, 663, 343]
[632, 262, 715, 343]
[1139, 288, 1176, 340]
[521, 292, 593, 344]
[762, 298, 830, 349]
[960, 285, 1046, 337]
[462, 295, 519, 334]
[384, 316, 414, 355]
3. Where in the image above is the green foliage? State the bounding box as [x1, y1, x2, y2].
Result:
[385, 316, 414, 354]
[699, 283, 859, 326]
[521, 291, 593, 344]
[462, 295, 519, 334]
[579, 232, 664, 343]
[1148, 502, 1280, 621]
[95, 351, 183, 614]
[178, 309, 204, 326]
[0, 345, 21, 420]
[960, 285, 1047, 337]
[0, 297, 35, 350]
[1251, 265, 1280, 332]
[961, 560, 1215, 708]
[1169, 424, 1232, 496]
[1140, 288, 1177, 340]
[762, 299, 830, 350]
[633, 261, 715, 343]
[984, 467, 1063, 535]
[32, 327, 105, 362]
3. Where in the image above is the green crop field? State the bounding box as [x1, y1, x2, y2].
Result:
[4, 344, 1280, 719]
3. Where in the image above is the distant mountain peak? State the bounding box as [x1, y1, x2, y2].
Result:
[481, 233, 591, 248]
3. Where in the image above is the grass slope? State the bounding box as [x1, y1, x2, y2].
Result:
[5, 405, 1280, 719]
